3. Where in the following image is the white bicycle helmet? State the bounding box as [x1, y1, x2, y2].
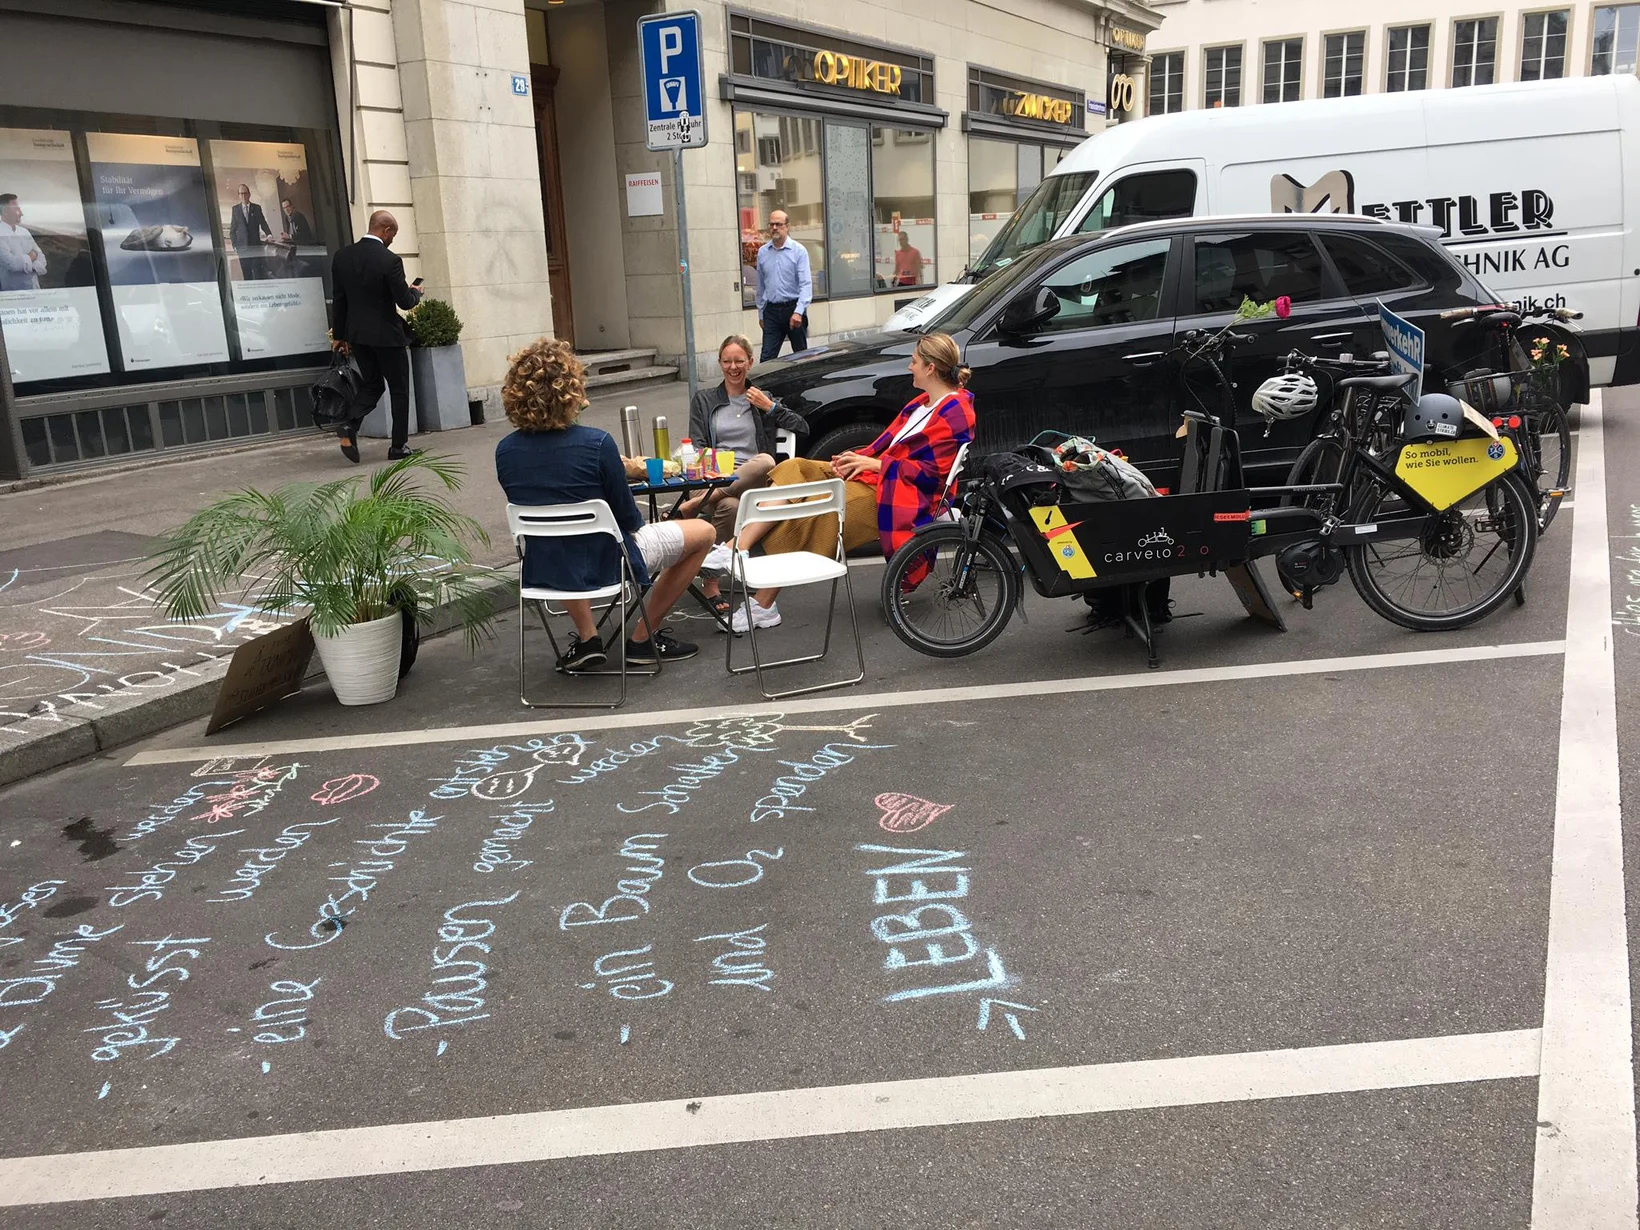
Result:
[1251, 372, 1319, 422]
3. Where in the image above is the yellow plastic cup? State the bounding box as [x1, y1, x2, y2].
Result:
[717, 449, 735, 474]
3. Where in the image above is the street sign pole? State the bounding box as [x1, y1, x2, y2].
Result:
[673, 147, 697, 404]
[638, 11, 707, 409]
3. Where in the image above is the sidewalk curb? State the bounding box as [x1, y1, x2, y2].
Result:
[0, 571, 517, 789]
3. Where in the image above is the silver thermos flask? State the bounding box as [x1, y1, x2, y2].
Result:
[652, 414, 670, 461]
[620, 405, 641, 457]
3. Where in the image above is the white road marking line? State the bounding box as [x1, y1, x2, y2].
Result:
[125, 639, 1566, 763]
[1531, 391, 1638, 1226]
[0, 1029, 1542, 1206]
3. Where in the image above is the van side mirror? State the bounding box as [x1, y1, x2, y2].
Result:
[999, 287, 1060, 334]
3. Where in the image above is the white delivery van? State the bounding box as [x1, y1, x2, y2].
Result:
[891, 75, 1640, 386]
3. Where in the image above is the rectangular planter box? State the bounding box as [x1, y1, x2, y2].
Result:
[411, 345, 471, 433]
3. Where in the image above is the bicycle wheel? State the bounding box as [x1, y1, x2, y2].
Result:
[1281, 435, 1348, 514]
[1519, 390, 1571, 530]
[1346, 471, 1538, 631]
[882, 524, 1019, 658]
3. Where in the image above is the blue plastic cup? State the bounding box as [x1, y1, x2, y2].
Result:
[645, 457, 665, 485]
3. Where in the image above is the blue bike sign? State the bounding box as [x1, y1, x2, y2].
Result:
[1376, 301, 1426, 398]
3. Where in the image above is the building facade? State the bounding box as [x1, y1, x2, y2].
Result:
[0, 0, 1159, 478]
[1145, 0, 1639, 115]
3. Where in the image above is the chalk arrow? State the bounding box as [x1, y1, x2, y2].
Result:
[977, 998, 1039, 1040]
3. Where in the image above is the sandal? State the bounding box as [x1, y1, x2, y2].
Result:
[705, 593, 732, 619]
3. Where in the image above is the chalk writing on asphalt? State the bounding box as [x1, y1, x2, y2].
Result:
[384, 893, 521, 1040]
[309, 774, 380, 806]
[206, 819, 339, 904]
[1613, 505, 1640, 637]
[84, 935, 211, 1062]
[579, 944, 673, 1000]
[559, 833, 667, 929]
[696, 924, 775, 992]
[185, 763, 302, 824]
[857, 842, 1037, 1036]
[687, 847, 784, 889]
[876, 792, 953, 834]
[0, 880, 66, 946]
[0, 922, 124, 1009]
[749, 740, 896, 824]
[106, 828, 247, 908]
[428, 736, 592, 800]
[474, 802, 553, 875]
[265, 811, 439, 950]
[251, 978, 323, 1045]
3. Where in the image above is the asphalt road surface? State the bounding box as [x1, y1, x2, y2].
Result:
[0, 390, 1635, 1228]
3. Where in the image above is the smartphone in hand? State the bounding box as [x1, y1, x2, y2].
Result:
[412, 277, 424, 287]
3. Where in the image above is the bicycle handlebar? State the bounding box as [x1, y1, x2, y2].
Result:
[1439, 303, 1582, 324]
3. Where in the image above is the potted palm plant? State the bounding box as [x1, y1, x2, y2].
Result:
[146, 454, 495, 706]
[406, 296, 471, 432]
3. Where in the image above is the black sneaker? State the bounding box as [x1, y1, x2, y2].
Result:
[387, 446, 423, 461]
[556, 633, 606, 673]
[338, 433, 360, 463]
[625, 628, 698, 664]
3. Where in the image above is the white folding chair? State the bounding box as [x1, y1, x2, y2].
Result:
[774, 427, 797, 461]
[725, 478, 865, 700]
[507, 502, 659, 709]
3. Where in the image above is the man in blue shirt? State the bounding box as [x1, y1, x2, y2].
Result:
[755, 210, 812, 361]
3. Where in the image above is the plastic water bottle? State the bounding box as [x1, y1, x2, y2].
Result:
[678, 438, 699, 480]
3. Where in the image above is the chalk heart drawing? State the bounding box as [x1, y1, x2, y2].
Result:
[310, 774, 380, 806]
[876, 792, 952, 834]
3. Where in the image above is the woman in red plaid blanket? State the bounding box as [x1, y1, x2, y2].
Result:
[725, 332, 975, 631]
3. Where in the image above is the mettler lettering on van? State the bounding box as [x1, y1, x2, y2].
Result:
[1270, 173, 1556, 242]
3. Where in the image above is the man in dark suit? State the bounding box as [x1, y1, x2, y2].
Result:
[228, 184, 274, 280]
[330, 209, 422, 462]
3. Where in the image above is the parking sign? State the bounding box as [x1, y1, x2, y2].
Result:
[1376, 301, 1426, 398]
[639, 12, 707, 151]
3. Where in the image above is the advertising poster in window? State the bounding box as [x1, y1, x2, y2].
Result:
[209, 139, 329, 360]
[0, 127, 111, 384]
[86, 132, 230, 372]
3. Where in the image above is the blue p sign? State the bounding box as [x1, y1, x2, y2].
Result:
[639, 12, 707, 151]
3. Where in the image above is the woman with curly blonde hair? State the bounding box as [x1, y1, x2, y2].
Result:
[495, 338, 714, 670]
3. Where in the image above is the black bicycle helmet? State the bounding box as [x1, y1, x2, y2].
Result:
[1403, 392, 1465, 443]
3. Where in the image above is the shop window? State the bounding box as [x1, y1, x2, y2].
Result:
[1077, 169, 1197, 234]
[1593, 5, 1640, 74]
[1035, 238, 1173, 333]
[1148, 52, 1185, 115]
[872, 128, 935, 291]
[1262, 39, 1303, 103]
[1204, 45, 1243, 108]
[968, 138, 1019, 263]
[1192, 232, 1329, 315]
[1521, 11, 1569, 80]
[1324, 32, 1366, 97]
[1387, 25, 1431, 91]
[1452, 17, 1499, 87]
[736, 110, 828, 306]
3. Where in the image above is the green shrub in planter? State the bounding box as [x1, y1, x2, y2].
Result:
[407, 297, 463, 348]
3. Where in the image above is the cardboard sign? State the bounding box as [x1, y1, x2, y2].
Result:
[205, 618, 314, 735]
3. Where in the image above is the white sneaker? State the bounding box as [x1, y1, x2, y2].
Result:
[702, 542, 734, 574]
[730, 599, 782, 632]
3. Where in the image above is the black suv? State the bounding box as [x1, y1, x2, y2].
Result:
[754, 215, 1582, 487]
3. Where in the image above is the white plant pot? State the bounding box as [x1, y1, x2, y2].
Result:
[312, 613, 401, 706]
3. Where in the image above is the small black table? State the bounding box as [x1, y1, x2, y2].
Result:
[628, 473, 739, 633]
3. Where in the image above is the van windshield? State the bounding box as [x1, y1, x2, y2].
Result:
[970, 172, 1094, 279]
